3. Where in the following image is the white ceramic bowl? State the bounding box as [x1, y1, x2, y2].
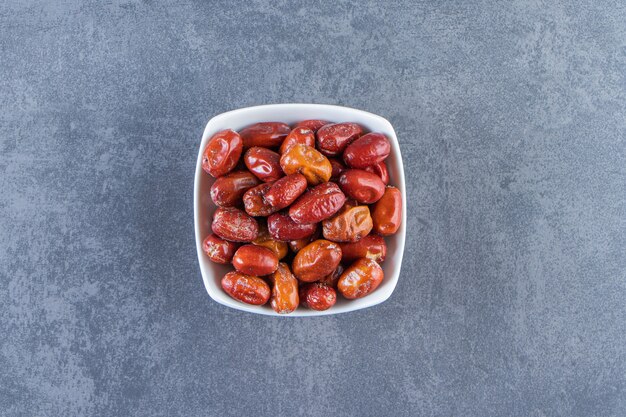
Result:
[194, 104, 406, 316]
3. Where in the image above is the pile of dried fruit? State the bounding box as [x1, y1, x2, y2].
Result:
[201, 120, 402, 313]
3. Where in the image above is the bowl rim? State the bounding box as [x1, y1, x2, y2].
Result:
[194, 103, 406, 316]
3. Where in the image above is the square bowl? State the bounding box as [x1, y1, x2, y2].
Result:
[194, 104, 406, 316]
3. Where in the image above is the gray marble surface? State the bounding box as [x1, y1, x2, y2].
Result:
[1, 1, 625, 416]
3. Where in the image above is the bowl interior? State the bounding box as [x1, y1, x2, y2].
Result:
[194, 104, 406, 316]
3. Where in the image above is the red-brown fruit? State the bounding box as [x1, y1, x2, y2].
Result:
[239, 122, 290, 148]
[242, 182, 278, 217]
[343, 132, 391, 169]
[264, 173, 308, 210]
[232, 244, 279, 276]
[210, 170, 260, 207]
[316, 122, 363, 157]
[280, 127, 316, 155]
[338, 234, 386, 263]
[202, 129, 243, 178]
[221, 271, 270, 305]
[288, 182, 346, 224]
[371, 186, 402, 236]
[299, 283, 337, 311]
[202, 234, 239, 264]
[338, 169, 386, 204]
[337, 258, 384, 299]
[267, 212, 318, 241]
[244, 147, 284, 182]
[211, 207, 259, 242]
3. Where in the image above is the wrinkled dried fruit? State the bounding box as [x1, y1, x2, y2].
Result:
[316, 122, 363, 156]
[299, 283, 337, 311]
[240, 122, 290, 148]
[210, 170, 260, 207]
[337, 258, 384, 299]
[293, 119, 330, 132]
[322, 205, 373, 243]
[252, 221, 288, 259]
[270, 263, 299, 314]
[267, 212, 318, 241]
[288, 182, 346, 224]
[204, 120, 401, 312]
[280, 127, 316, 154]
[244, 147, 284, 182]
[338, 169, 386, 204]
[363, 161, 389, 185]
[202, 234, 239, 264]
[221, 271, 270, 305]
[264, 173, 308, 210]
[280, 144, 332, 185]
[372, 186, 402, 236]
[232, 244, 279, 276]
[243, 182, 277, 217]
[339, 234, 386, 263]
[212, 207, 259, 242]
[343, 133, 391, 169]
[292, 239, 342, 282]
[202, 129, 243, 178]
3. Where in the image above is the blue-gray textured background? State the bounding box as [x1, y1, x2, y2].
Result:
[1, 1, 625, 416]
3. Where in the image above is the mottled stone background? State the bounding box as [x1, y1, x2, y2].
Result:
[1, 0, 625, 416]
